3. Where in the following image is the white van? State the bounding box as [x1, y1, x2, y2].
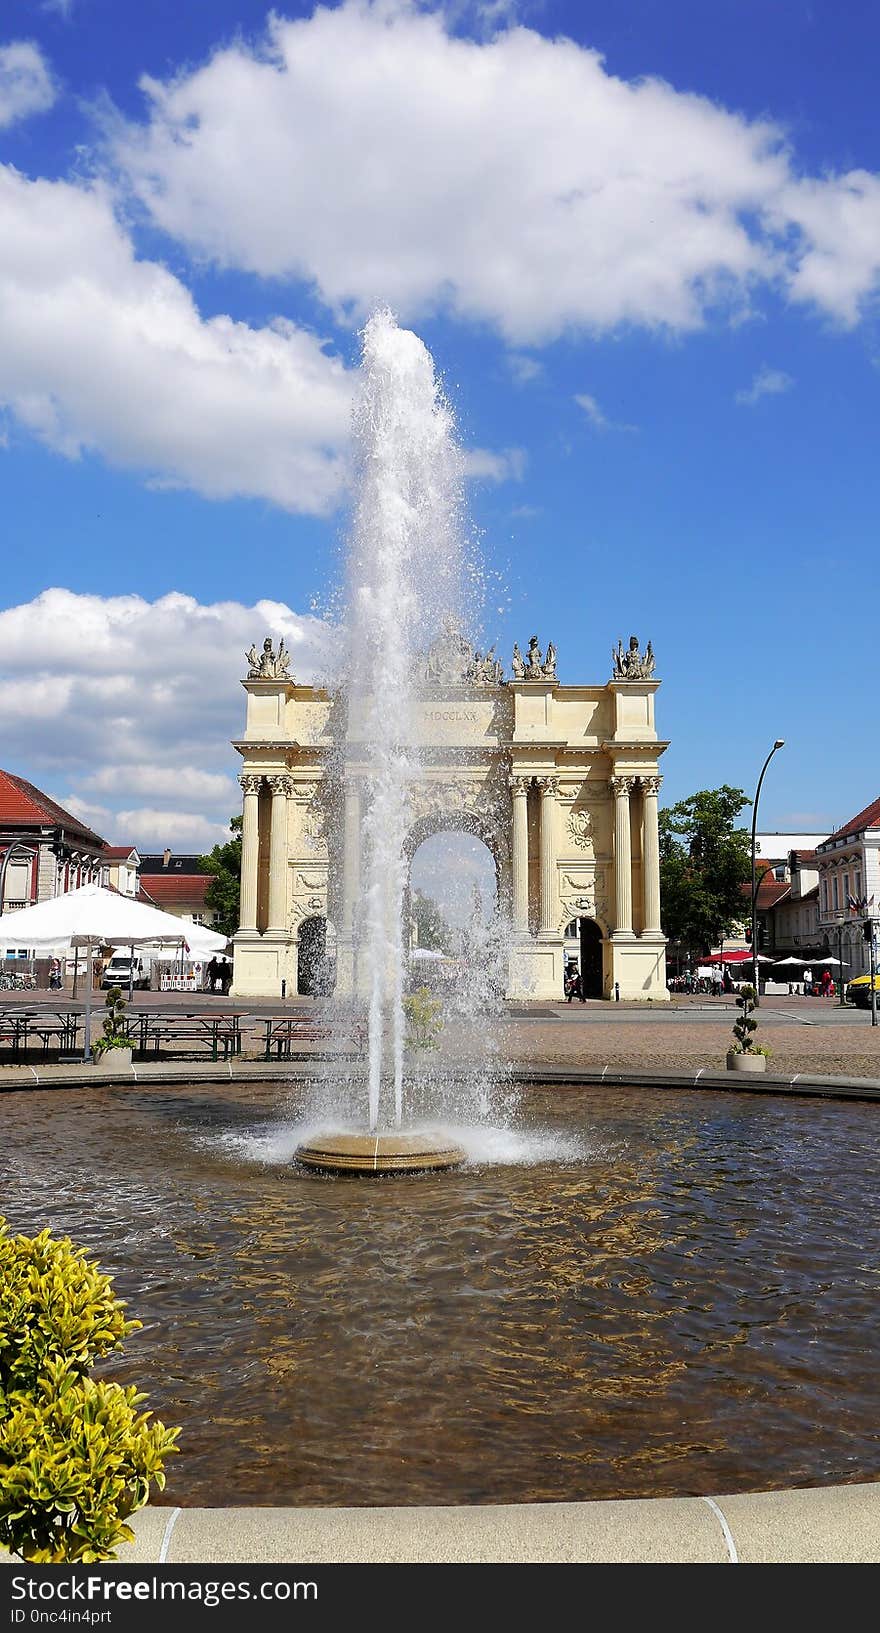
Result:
[101, 951, 152, 991]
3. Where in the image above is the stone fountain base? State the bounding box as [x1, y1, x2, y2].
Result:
[295, 1130, 466, 1176]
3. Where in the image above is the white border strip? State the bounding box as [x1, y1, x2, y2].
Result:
[702, 1496, 738, 1563]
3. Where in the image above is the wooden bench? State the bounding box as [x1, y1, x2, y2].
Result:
[262, 1016, 369, 1061]
[129, 1014, 242, 1060]
[262, 1017, 335, 1060]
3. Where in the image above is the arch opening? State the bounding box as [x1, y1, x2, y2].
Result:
[297, 915, 337, 996]
[407, 828, 502, 1000]
[564, 916, 604, 1000]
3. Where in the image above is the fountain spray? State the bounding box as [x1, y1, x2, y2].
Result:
[346, 309, 465, 1133]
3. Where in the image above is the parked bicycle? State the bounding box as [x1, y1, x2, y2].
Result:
[0, 971, 37, 990]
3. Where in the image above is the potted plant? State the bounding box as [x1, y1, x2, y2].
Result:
[91, 986, 133, 1070]
[726, 983, 771, 1072]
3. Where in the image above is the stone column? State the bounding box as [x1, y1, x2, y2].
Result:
[509, 775, 530, 933]
[266, 774, 292, 932]
[341, 776, 361, 937]
[238, 774, 262, 932]
[640, 775, 662, 935]
[537, 775, 559, 933]
[610, 774, 635, 936]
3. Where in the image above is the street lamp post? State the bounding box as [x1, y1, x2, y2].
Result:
[750, 739, 785, 998]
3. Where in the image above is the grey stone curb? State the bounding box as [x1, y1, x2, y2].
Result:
[1, 1058, 879, 1100]
[12, 1482, 868, 1565]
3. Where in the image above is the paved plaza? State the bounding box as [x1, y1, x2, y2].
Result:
[2, 990, 878, 1083]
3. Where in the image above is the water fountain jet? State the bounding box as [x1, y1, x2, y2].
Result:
[296, 309, 471, 1174]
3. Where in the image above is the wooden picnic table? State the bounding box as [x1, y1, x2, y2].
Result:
[125, 1009, 246, 1061]
[262, 1014, 367, 1060]
[0, 1008, 81, 1058]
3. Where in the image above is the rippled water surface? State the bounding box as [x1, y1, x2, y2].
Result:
[3, 1081, 879, 1506]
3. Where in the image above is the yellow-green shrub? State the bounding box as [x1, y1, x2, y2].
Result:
[0, 1219, 179, 1562]
[403, 985, 443, 1050]
[0, 1221, 138, 1393]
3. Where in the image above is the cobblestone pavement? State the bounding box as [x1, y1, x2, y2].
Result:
[2, 991, 879, 1080]
[438, 998, 880, 1081]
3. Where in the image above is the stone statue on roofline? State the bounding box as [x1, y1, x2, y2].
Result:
[510, 637, 557, 680]
[419, 618, 505, 685]
[612, 635, 655, 680]
[246, 635, 292, 679]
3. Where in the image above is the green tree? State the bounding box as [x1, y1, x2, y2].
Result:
[199, 814, 242, 938]
[411, 889, 455, 953]
[659, 785, 752, 959]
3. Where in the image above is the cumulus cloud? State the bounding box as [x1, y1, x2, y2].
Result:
[103, 1, 880, 340]
[735, 365, 794, 406]
[0, 40, 56, 129]
[0, 164, 524, 505]
[0, 588, 332, 848]
[0, 165, 354, 513]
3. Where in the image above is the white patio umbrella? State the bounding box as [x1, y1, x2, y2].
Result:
[0, 885, 227, 1060]
[773, 955, 805, 965]
[812, 955, 848, 966]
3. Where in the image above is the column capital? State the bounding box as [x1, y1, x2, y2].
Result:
[266, 773, 293, 797]
[239, 773, 263, 796]
[640, 775, 663, 796]
[536, 775, 559, 796]
[508, 774, 531, 795]
[609, 774, 636, 798]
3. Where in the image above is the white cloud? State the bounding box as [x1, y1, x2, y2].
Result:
[0, 165, 354, 513]
[0, 588, 332, 846]
[775, 171, 880, 325]
[463, 445, 527, 482]
[113, 809, 230, 850]
[507, 353, 543, 384]
[735, 365, 794, 406]
[574, 392, 636, 432]
[0, 40, 56, 129]
[103, 1, 880, 341]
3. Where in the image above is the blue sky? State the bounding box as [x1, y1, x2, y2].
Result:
[1, 0, 879, 852]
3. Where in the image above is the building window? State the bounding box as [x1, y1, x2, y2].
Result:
[855, 869, 862, 902]
[821, 878, 828, 913]
[832, 876, 839, 911]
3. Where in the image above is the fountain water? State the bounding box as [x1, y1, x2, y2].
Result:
[297, 310, 475, 1173]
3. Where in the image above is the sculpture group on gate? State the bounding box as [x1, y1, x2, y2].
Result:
[246, 636, 292, 680]
[511, 637, 557, 680]
[612, 635, 655, 680]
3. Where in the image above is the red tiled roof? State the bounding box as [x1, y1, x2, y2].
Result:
[103, 845, 140, 861]
[0, 769, 105, 847]
[792, 849, 817, 863]
[743, 877, 791, 908]
[827, 796, 880, 840]
[138, 874, 213, 908]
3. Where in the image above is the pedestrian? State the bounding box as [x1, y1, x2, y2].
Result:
[220, 957, 233, 996]
[564, 962, 581, 1003]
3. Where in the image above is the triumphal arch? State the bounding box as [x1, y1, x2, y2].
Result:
[231, 632, 668, 1002]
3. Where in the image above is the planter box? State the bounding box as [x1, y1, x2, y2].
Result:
[726, 1051, 766, 1074]
[93, 1047, 133, 1070]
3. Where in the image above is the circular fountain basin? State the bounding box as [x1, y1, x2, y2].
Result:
[296, 1129, 466, 1175]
